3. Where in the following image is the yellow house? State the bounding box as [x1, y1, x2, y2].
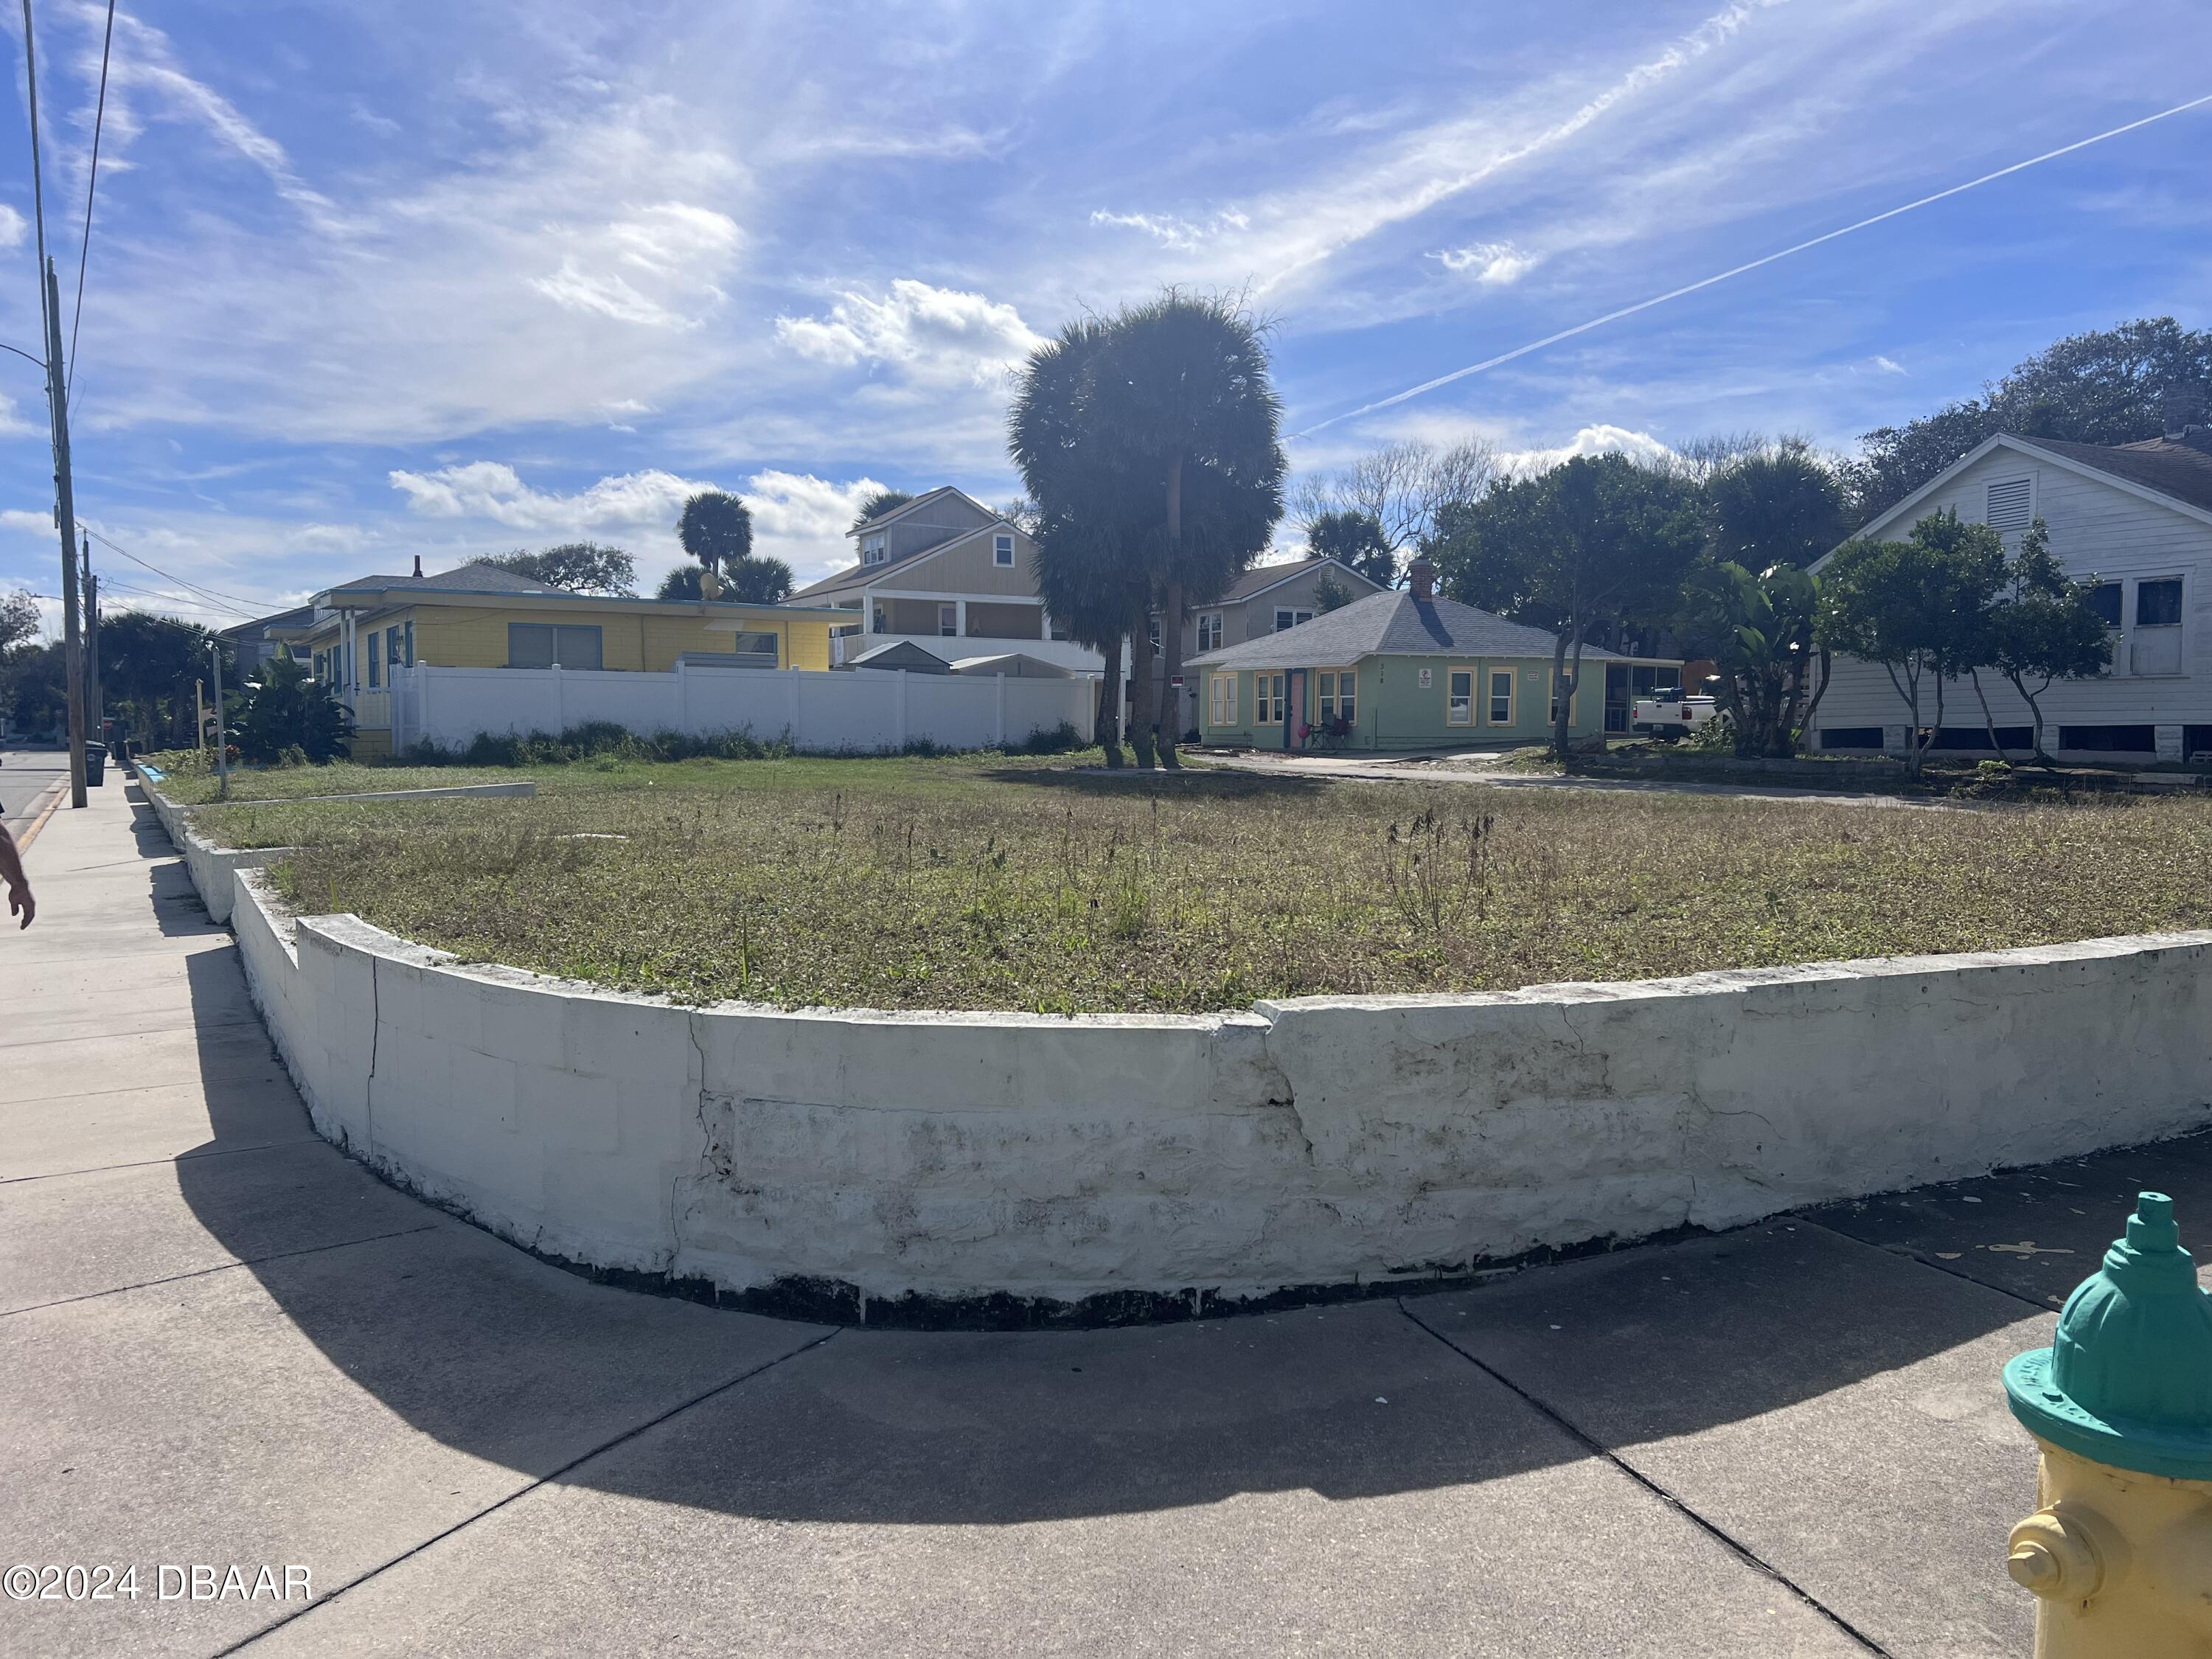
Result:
[278, 560, 850, 758]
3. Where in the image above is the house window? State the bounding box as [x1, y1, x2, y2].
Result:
[993, 534, 1015, 567]
[1207, 673, 1237, 728]
[862, 534, 888, 566]
[1316, 669, 1357, 727]
[366, 630, 381, 688]
[2137, 577, 2183, 627]
[2087, 582, 2123, 627]
[727, 630, 780, 664]
[403, 620, 414, 667]
[1254, 672, 1285, 724]
[1985, 476, 2034, 535]
[1447, 668, 1474, 726]
[1147, 616, 1161, 647]
[1273, 608, 1313, 633]
[872, 602, 888, 633]
[1488, 668, 1514, 726]
[1197, 613, 1222, 652]
[387, 629, 404, 669]
[507, 622, 603, 669]
[939, 603, 959, 637]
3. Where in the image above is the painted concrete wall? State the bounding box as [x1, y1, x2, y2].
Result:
[387, 661, 1093, 754]
[1809, 444, 2212, 760]
[216, 853, 2212, 1316]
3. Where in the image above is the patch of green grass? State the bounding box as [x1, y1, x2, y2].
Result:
[198, 754, 2212, 1015]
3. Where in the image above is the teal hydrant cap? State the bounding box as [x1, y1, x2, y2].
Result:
[2005, 1192, 2212, 1481]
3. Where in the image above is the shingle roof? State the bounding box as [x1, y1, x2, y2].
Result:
[1186, 589, 1624, 669]
[1215, 555, 1382, 605]
[2006, 433, 2212, 518]
[330, 560, 566, 597]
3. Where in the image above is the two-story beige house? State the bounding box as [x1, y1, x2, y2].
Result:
[786, 487, 1101, 674]
[1155, 556, 1388, 736]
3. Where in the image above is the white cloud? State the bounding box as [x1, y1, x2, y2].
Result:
[1498, 423, 1677, 476]
[386, 462, 890, 585]
[529, 201, 742, 330]
[1430, 240, 1538, 285]
[775, 279, 1045, 389]
[1874, 355, 1907, 375]
[389, 462, 710, 532]
[0, 206, 25, 249]
[1088, 208, 1249, 251]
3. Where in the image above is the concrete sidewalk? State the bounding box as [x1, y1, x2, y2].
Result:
[7, 776, 2202, 1655]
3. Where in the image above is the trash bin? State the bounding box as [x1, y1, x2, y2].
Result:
[84, 741, 105, 787]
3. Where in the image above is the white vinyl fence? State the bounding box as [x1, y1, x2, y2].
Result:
[388, 661, 1094, 755]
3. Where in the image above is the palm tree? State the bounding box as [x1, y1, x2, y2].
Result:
[1090, 292, 1286, 765]
[1009, 317, 1145, 765]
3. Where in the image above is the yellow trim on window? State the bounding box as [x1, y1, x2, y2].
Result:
[1207, 672, 1238, 728]
[1486, 666, 1514, 726]
[1446, 664, 1476, 726]
[1253, 671, 1285, 725]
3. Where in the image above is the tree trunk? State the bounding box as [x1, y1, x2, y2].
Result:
[2008, 670, 2058, 770]
[1796, 647, 1832, 757]
[1551, 627, 1577, 759]
[1970, 669, 2006, 759]
[1128, 621, 1158, 770]
[1159, 456, 1183, 770]
[1097, 634, 1124, 768]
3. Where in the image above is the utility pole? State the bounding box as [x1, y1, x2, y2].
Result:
[82, 532, 101, 743]
[208, 641, 228, 799]
[45, 260, 84, 804]
[21, 3, 85, 807]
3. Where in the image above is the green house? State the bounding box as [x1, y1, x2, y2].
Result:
[1186, 563, 1670, 752]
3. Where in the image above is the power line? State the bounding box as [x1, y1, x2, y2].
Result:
[66, 0, 115, 403]
[1291, 90, 2212, 440]
[77, 526, 267, 616]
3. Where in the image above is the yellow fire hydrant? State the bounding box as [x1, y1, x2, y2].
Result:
[2003, 1191, 2212, 1657]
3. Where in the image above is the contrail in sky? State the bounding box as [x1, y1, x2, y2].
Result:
[1290, 92, 2212, 441]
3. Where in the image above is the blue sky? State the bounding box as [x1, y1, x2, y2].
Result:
[0, 0, 2205, 632]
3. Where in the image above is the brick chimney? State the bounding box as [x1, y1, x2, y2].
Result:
[1407, 557, 1437, 600]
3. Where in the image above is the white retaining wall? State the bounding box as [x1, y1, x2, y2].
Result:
[217, 858, 2212, 1310]
[389, 661, 1093, 754]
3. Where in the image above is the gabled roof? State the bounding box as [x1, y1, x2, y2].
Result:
[842, 639, 952, 673]
[2011, 434, 2212, 518]
[847, 484, 998, 538]
[1213, 556, 1387, 607]
[790, 518, 1025, 601]
[1834, 431, 2212, 562]
[1187, 588, 1627, 669]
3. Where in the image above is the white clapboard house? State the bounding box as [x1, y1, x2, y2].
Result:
[1806, 408, 2212, 763]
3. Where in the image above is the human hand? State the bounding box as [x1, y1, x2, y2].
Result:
[9, 880, 32, 929]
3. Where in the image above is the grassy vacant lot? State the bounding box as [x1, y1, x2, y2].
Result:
[147, 757, 520, 805]
[182, 750, 2212, 1015]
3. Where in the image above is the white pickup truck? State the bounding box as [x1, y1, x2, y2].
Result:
[1631, 690, 1722, 740]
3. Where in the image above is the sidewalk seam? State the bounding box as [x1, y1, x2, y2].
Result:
[0, 1135, 327, 1186]
[0, 1224, 442, 1318]
[1790, 1215, 2057, 1315]
[216, 1326, 844, 1655]
[1396, 1298, 1899, 1658]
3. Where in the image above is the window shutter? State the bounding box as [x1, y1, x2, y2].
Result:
[1986, 476, 2033, 534]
